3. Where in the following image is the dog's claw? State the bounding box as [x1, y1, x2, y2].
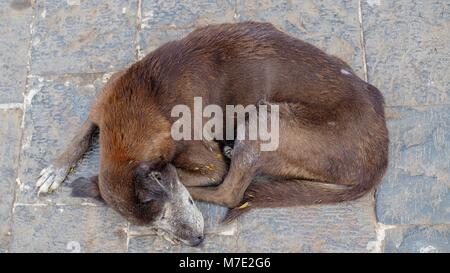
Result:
[223, 146, 233, 159]
[36, 165, 69, 195]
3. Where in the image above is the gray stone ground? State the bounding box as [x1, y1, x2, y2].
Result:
[0, 0, 448, 253]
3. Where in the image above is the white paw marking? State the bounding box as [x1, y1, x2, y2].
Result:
[36, 165, 70, 195]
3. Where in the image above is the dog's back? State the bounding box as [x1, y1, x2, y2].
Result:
[134, 22, 384, 120]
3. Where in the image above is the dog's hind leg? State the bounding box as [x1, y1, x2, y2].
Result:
[188, 100, 388, 214]
[36, 119, 97, 195]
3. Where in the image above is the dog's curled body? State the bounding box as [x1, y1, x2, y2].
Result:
[38, 22, 388, 235]
[96, 22, 388, 217]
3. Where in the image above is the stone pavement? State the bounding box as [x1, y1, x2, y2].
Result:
[0, 0, 448, 253]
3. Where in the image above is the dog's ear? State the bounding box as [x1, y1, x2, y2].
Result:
[134, 161, 168, 204]
[71, 176, 102, 200]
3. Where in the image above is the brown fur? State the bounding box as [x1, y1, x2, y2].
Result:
[42, 22, 389, 224]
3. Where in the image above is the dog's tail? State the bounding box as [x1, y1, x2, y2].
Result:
[223, 173, 382, 223]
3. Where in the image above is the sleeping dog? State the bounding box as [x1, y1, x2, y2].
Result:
[36, 22, 388, 246]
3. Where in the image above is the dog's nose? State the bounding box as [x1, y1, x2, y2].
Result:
[190, 235, 204, 247]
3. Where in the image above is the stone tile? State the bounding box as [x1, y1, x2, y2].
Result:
[376, 106, 450, 225]
[17, 74, 107, 205]
[362, 0, 450, 106]
[0, 1, 32, 103]
[140, 0, 235, 30]
[196, 202, 235, 234]
[236, 195, 377, 252]
[0, 109, 23, 252]
[128, 233, 237, 253]
[10, 205, 128, 252]
[236, 0, 365, 78]
[384, 225, 450, 253]
[137, 0, 237, 57]
[138, 28, 194, 58]
[31, 0, 137, 75]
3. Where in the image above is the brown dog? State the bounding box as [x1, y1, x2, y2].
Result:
[36, 22, 388, 244]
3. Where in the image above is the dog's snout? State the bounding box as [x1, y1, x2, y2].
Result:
[189, 235, 204, 247]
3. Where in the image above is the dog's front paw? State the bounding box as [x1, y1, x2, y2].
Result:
[36, 164, 70, 195]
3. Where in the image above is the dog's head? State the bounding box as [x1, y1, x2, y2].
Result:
[71, 163, 204, 247]
[74, 69, 204, 246]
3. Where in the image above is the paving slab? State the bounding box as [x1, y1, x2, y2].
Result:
[236, 0, 365, 78]
[17, 74, 107, 205]
[140, 0, 236, 30]
[236, 194, 377, 252]
[0, 109, 23, 252]
[0, 0, 33, 103]
[31, 0, 137, 75]
[138, 28, 194, 58]
[377, 106, 450, 225]
[128, 233, 237, 253]
[138, 0, 237, 57]
[384, 225, 450, 253]
[362, 0, 450, 106]
[10, 205, 128, 252]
